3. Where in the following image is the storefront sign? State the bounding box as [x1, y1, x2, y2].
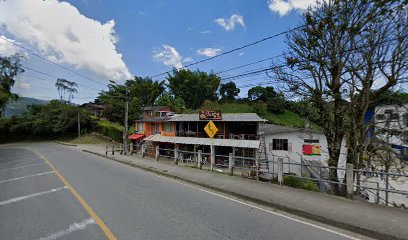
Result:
[199, 110, 222, 120]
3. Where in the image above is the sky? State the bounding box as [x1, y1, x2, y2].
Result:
[0, 0, 320, 103]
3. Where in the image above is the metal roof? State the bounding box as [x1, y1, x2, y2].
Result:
[144, 135, 260, 148]
[169, 113, 266, 122]
[142, 106, 169, 111]
[259, 124, 321, 135]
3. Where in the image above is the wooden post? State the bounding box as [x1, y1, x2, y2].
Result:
[174, 144, 179, 165]
[277, 157, 283, 185]
[141, 144, 145, 158]
[105, 146, 108, 156]
[119, 143, 123, 155]
[210, 145, 215, 171]
[129, 142, 133, 155]
[112, 145, 114, 155]
[255, 150, 259, 180]
[155, 145, 159, 161]
[198, 150, 202, 170]
[228, 153, 234, 176]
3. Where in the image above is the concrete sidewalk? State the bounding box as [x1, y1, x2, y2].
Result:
[76, 144, 406, 240]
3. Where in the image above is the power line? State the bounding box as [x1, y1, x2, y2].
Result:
[0, 35, 107, 87]
[150, 26, 305, 79]
[215, 54, 284, 75]
[23, 66, 102, 91]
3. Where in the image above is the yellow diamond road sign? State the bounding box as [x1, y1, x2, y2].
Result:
[204, 121, 218, 139]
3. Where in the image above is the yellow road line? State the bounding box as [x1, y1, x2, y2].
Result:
[28, 148, 117, 240]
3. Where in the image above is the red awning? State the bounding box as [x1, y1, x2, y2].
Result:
[128, 134, 145, 140]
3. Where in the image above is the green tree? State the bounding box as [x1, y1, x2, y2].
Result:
[155, 92, 186, 113]
[219, 81, 240, 102]
[167, 69, 220, 109]
[98, 77, 165, 123]
[0, 54, 24, 116]
[247, 86, 266, 101]
[55, 78, 78, 102]
[247, 86, 286, 113]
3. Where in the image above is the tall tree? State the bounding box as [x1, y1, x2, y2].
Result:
[98, 77, 165, 123]
[247, 86, 286, 113]
[271, 0, 407, 194]
[0, 54, 24, 116]
[167, 69, 220, 109]
[219, 81, 240, 102]
[55, 78, 78, 102]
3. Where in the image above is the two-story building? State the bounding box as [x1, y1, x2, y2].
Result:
[133, 107, 266, 163]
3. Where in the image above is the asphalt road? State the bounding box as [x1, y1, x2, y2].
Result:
[0, 143, 371, 240]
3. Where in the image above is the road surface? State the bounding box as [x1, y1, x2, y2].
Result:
[0, 143, 371, 240]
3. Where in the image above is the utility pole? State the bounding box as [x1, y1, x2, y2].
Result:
[123, 89, 129, 155]
[77, 106, 81, 141]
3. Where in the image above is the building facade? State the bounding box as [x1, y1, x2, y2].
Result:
[133, 108, 266, 164]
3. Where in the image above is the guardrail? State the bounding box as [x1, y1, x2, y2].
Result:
[106, 144, 408, 207]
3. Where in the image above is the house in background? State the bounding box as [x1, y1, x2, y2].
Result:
[374, 103, 408, 161]
[81, 103, 107, 120]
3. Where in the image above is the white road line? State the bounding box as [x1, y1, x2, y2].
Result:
[35, 218, 96, 240]
[0, 171, 55, 184]
[0, 163, 45, 172]
[0, 186, 68, 206]
[143, 170, 362, 240]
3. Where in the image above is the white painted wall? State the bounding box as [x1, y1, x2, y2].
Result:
[264, 130, 347, 177]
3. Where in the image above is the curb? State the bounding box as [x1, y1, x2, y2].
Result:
[54, 141, 78, 146]
[83, 149, 402, 240]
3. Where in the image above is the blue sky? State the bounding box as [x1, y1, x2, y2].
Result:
[0, 0, 318, 103]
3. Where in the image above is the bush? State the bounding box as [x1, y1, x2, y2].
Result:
[96, 120, 124, 143]
[279, 176, 320, 192]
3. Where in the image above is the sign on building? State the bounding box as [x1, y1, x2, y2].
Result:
[204, 120, 218, 139]
[199, 110, 222, 120]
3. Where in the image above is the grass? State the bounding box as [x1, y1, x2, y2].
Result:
[67, 133, 107, 144]
[184, 102, 319, 130]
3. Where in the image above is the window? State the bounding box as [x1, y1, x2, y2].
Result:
[390, 113, 399, 120]
[163, 122, 174, 132]
[403, 113, 408, 127]
[137, 122, 144, 132]
[272, 139, 288, 151]
[376, 114, 385, 120]
[304, 139, 319, 143]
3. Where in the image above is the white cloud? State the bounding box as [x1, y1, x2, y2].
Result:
[0, 0, 132, 81]
[17, 82, 31, 89]
[267, 0, 322, 16]
[201, 30, 211, 34]
[153, 44, 183, 69]
[196, 48, 222, 57]
[238, 52, 244, 56]
[138, 11, 146, 15]
[0, 35, 20, 56]
[183, 57, 193, 63]
[214, 14, 245, 31]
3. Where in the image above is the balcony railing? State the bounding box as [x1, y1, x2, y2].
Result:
[175, 131, 258, 140]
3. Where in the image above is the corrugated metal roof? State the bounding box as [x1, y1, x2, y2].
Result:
[169, 113, 266, 122]
[259, 124, 321, 135]
[144, 135, 260, 148]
